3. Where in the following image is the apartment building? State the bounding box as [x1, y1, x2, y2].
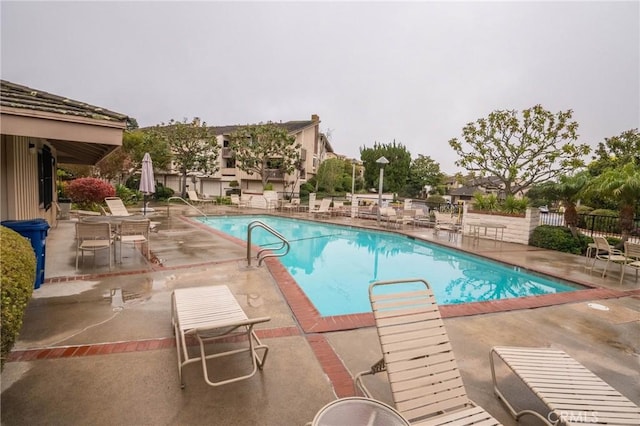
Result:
[157, 114, 333, 198]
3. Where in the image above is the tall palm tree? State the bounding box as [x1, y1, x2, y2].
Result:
[587, 162, 640, 243]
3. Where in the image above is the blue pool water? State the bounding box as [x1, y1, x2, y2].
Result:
[199, 215, 578, 316]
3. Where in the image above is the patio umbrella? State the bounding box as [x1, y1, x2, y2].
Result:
[139, 152, 155, 215]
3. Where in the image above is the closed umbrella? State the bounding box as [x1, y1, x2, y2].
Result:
[139, 152, 155, 215]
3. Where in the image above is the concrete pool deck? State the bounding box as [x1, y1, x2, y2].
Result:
[2, 205, 639, 425]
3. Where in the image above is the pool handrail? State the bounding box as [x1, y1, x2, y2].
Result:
[247, 220, 290, 266]
[166, 196, 208, 218]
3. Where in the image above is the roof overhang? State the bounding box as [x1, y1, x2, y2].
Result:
[0, 106, 126, 165]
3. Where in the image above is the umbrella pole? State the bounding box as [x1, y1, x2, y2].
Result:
[143, 194, 147, 216]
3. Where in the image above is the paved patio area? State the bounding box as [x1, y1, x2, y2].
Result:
[2, 204, 639, 425]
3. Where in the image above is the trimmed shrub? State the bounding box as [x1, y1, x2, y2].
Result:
[66, 177, 115, 210]
[529, 225, 590, 255]
[115, 184, 139, 205]
[153, 183, 174, 201]
[1, 226, 37, 369]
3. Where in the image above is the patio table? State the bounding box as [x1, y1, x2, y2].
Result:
[467, 222, 506, 244]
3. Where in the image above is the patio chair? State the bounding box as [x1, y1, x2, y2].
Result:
[591, 236, 626, 278]
[117, 218, 151, 263]
[620, 241, 640, 284]
[187, 190, 214, 205]
[354, 278, 500, 426]
[491, 346, 640, 426]
[171, 285, 271, 388]
[75, 221, 114, 270]
[105, 197, 131, 216]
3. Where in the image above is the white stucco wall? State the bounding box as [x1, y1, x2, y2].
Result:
[462, 205, 540, 245]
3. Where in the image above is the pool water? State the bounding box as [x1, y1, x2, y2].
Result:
[199, 215, 578, 316]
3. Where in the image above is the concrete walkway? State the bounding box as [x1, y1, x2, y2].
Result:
[2, 206, 639, 425]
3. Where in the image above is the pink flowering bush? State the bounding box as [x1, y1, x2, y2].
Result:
[66, 177, 115, 210]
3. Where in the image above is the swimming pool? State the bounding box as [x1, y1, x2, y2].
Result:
[199, 215, 578, 316]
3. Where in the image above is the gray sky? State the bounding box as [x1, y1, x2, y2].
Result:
[2, 1, 638, 174]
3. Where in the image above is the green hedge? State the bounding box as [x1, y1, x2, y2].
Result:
[529, 225, 591, 255]
[1, 226, 36, 369]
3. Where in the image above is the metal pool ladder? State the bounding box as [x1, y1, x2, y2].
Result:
[247, 220, 290, 266]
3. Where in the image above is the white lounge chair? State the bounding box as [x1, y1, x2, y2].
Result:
[491, 346, 640, 425]
[282, 198, 301, 214]
[171, 285, 271, 388]
[230, 194, 249, 208]
[104, 197, 131, 216]
[310, 198, 331, 218]
[354, 278, 501, 426]
[380, 207, 412, 229]
[187, 190, 214, 205]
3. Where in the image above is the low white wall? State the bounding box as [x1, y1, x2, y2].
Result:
[462, 206, 540, 245]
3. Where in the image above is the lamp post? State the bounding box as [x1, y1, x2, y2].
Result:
[376, 156, 389, 223]
[351, 161, 356, 198]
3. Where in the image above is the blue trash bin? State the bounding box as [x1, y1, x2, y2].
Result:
[1, 219, 50, 289]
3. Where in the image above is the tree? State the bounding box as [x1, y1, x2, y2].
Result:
[123, 130, 171, 173]
[536, 171, 591, 237]
[148, 118, 219, 197]
[589, 128, 640, 176]
[95, 147, 131, 183]
[448, 105, 590, 196]
[316, 158, 348, 192]
[125, 117, 139, 131]
[228, 123, 301, 189]
[360, 141, 412, 193]
[406, 155, 444, 197]
[586, 162, 640, 243]
[96, 130, 171, 186]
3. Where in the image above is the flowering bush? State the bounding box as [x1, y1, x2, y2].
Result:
[66, 177, 115, 210]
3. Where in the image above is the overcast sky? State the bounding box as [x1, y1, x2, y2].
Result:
[2, 1, 638, 174]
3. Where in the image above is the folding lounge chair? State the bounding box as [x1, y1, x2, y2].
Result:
[354, 278, 501, 426]
[104, 197, 132, 216]
[171, 285, 271, 388]
[310, 198, 332, 218]
[490, 346, 640, 425]
[187, 190, 214, 205]
[230, 194, 249, 208]
[380, 207, 412, 229]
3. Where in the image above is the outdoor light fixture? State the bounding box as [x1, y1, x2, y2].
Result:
[376, 156, 389, 223]
[28, 143, 37, 155]
[351, 160, 356, 199]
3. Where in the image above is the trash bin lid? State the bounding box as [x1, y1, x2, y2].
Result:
[1, 219, 50, 231]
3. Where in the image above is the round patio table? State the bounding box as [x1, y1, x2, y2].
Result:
[311, 397, 410, 426]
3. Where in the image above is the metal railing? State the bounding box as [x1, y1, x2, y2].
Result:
[166, 196, 208, 218]
[540, 212, 640, 242]
[247, 220, 290, 267]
